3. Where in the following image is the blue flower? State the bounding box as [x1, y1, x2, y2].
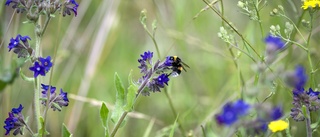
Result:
[270, 106, 283, 120]
[41, 84, 56, 95]
[63, 0, 79, 17]
[294, 65, 307, 90]
[5, 0, 16, 6]
[140, 51, 153, 61]
[138, 51, 154, 75]
[5, 0, 26, 13]
[291, 88, 320, 121]
[264, 35, 285, 51]
[41, 84, 69, 111]
[156, 74, 169, 87]
[39, 56, 53, 71]
[11, 104, 23, 114]
[19, 35, 31, 42]
[307, 88, 320, 97]
[7, 34, 32, 58]
[8, 35, 20, 52]
[3, 104, 25, 136]
[29, 62, 46, 78]
[215, 99, 251, 126]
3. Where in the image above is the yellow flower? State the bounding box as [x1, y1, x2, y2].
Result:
[302, 0, 320, 9]
[268, 120, 289, 133]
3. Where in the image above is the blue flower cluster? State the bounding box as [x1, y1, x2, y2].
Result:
[138, 51, 174, 96]
[41, 84, 69, 111]
[63, 0, 79, 17]
[215, 99, 283, 135]
[7, 34, 33, 58]
[215, 100, 250, 126]
[5, 0, 79, 17]
[3, 104, 25, 136]
[29, 56, 53, 78]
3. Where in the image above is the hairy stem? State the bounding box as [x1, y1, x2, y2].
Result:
[33, 24, 42, 132]
[305, 108, 313, 137]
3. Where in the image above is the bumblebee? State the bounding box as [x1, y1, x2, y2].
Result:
[167, 56, 190, 77]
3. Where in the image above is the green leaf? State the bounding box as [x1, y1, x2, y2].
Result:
[302, 105, 307, 118]
[38, 117, 49, 136]
[140, 9, 147, 28]
[123, 85, 137, 112]
[51, 102, 62, 111]
[20, 68, 34, 82]
[111, 73, 126, 124]
[62, 123, 73, 137]
[100, 102, 110, 137]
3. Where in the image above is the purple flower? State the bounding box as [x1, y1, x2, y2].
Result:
[7, 34, 32, 58]
[19, 35, 31, 42]
[156, 74, 169, 87]
[264, 35, 285, 52]
[63, 0, 79, 17]
[140, 51, 153, 61]
[307, 88, 320, 97]
[8, 35, 20, 52]
[29, 62, 46, 78]
[41, 84, 56, 95]
[5, 0, 26, 13]
[285, 65, 307, 91]
[294, 66, 307, 90]
[3, 104, 25, 136]
[291, 88, 320, 121]
[41, 84, 69, 111]
[39, 56, 53, 71]
[11, 104, 23, 114]
[270, 106, 283, 120]
[215, 99, 250, 126]
[138, 51, 154, 75]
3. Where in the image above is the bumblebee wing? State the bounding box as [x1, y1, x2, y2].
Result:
[181, 61, 190, 68]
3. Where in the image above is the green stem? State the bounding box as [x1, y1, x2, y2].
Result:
[306, 108, 313, 137]
[109, 111, 128, 137]
[280, 13, 307, 44]
[307, 12, 314, 87]
[164, 88, 187, 136]
[34, 25, 42, 131]
[203, 0, 262, 61]
[253, 0, 264, 37]
[145, 29, 161, 59]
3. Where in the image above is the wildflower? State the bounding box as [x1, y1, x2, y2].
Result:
[41, 84, 69, 111]
[268, 120, 288, 133]
[7, 34, 33, 58]
[3, 104, 26, 136]
[215, 99, 250, 126]
[39, 56, 53, 71]
[291, 88, 320, 121]
[29, 62, 46, 78]
[138, 51, 153, 75]
[285, 65, 307, 91]
[244, 104, 284, 135]
[63, 0, 79, 17]
[302, 0, 320, 10]
[5, 0, 26, 13]
[264, 34, 285, 53]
